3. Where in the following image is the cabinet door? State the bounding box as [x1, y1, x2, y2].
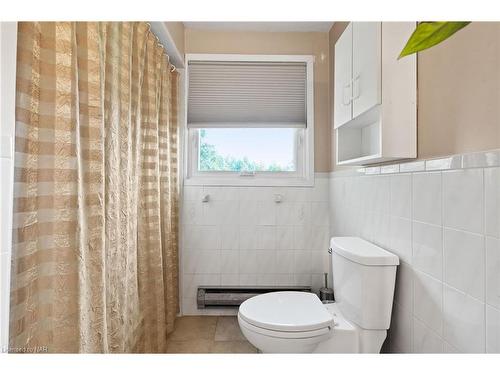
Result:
[334, 23, 353, 128]
[352, 22, 381, 118]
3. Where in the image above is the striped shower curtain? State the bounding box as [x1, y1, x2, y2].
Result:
[9, 22, 179, 353]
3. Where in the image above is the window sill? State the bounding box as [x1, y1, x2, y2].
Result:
[183, 175, 314, 187]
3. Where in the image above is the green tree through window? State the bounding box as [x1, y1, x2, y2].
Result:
[198, 129, 294, 172]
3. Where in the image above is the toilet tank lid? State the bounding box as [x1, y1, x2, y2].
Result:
[330, 237, 399, 266]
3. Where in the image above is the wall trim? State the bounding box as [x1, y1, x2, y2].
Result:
[330, 148, 500, 178]
[314, 172, 331, 179]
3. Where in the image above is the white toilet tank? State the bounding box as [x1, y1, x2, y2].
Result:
[330, 237, 399, 330]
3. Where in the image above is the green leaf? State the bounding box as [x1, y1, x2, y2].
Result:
[398, 22, 471, 59]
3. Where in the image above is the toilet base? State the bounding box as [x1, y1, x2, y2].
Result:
[314, 303, 387, 353]
[313, 324, 387, 353]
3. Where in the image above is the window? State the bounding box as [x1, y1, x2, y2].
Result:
[185, 54, 314, 186]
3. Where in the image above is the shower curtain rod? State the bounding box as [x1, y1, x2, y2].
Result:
[147, 24, 178, 72]
[149, 22, 185, 70]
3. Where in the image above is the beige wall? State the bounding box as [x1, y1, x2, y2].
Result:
[418, 22, 500, 159]
[330, 22, 500, 171]
[183, 22, 500, 172]
[164, 22, 185, 59]
[185, 28, 331, 172]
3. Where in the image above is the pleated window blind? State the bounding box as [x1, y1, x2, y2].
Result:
[187, 61, 307, 128]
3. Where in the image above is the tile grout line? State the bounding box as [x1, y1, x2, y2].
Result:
[483, 168, 487, 352]
[440, 170, 445, 351]
[409, 172, 414, 353]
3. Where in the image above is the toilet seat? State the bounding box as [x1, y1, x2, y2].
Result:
[237, 292, 337, 353]
[238, 291, 334, 335]
[238, 314, 331, 339]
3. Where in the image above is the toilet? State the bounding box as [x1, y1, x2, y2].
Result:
[237, 237, 399, 353]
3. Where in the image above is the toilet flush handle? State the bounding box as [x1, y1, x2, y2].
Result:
[328, 248, 332, 254]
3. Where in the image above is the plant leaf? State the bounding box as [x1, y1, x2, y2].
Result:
[398, 21, 470, 59]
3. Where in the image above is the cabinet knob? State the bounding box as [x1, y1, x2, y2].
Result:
[352, 75, 361, 100]
[342, 83, 351, 106]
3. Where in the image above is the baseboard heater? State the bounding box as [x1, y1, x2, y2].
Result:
[197, 285, 311, 309]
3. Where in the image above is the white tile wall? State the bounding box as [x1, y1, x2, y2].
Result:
[393, 261, 413, 311]
[181, 176, 330, 315]
[412, 172, 442, 226]
[390, 174, 411, 219]
[443, 284, 485, 352]
[486, 236, 500, 309]
[413, 317, 444, 353]
[413, 270, 443, 335]
[412, 221, 443, 280]
[179, 148, 500, 352]
[389, 302, 412, 353]
[485, 168, 500, 238]
[330, 159, 500, 353]
[486, 304, 500, 353]
[443, 228, 485, 301]
[443, 169, 484, 234]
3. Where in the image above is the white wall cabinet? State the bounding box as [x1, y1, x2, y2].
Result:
[334, 23, 352, 128]
[334, 22, 417, 166]
[352, 22, 381, 119]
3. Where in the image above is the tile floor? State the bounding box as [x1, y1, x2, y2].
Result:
[166, 316, 258, 353]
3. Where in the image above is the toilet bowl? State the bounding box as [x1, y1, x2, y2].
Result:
[238, 291, 335, 353]
[238, 291, 386, 353]
[238, 237, 399, 353]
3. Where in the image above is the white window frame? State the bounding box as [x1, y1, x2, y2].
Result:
[183, 53, 315, 187]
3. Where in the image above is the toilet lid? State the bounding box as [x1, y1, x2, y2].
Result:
[238, 291, 334, 332]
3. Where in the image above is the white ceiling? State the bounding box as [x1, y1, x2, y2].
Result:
[183, 22, 334, 32]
